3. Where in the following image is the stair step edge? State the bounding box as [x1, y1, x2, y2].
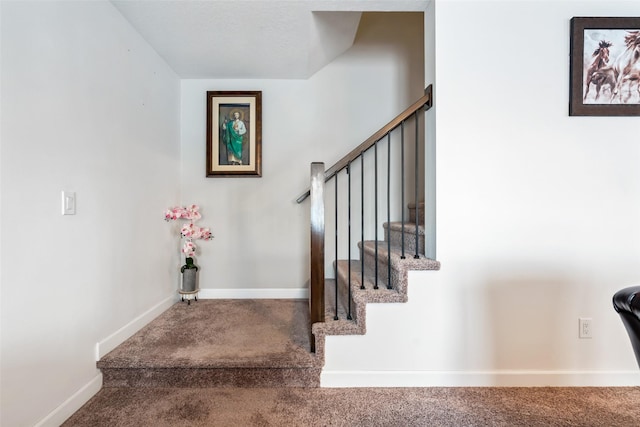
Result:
[98, 360, 321, 369]
[383, 222, 425, 235]
[358, 241, 440, 270]
[336, 260, 405, 295]
[101, 367, 322, 388]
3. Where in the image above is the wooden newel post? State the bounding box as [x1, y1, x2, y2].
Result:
[309, 162, 325, 352]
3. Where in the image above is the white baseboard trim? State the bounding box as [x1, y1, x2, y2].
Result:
[96, 294, 177, 360]
[198, 288, 308, 299]
[34, 374, 103, 427]
[321, 370, 640, 387]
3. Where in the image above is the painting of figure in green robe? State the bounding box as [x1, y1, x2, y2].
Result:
[206, 90, 261, 177]
[219, 104, 250, 166]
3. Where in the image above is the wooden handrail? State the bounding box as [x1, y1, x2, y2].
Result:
[296, 85, 433, 204]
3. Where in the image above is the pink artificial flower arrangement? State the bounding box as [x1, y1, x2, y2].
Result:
[164, 205, 213, 259]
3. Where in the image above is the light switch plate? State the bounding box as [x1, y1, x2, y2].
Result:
[62, 191, 76, 215]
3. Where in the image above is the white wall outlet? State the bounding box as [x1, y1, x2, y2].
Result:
[61, 191, 76, 215]
[579, 317, 592, 339]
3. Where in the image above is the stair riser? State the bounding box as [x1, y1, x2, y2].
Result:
[360, 249, 403, 292]
[101, 367, 321, 388]
[335, 264, 360, 322]
[408, 205, 425, 226]
[384, 228, 424, 255]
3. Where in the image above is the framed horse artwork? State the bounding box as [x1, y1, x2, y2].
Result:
[570, 17, 640, 116]
[206, 91, 262, 177]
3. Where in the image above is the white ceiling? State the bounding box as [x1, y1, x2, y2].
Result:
[111, 0, 430, 79]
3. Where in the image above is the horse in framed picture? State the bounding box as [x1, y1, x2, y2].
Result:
[583, 40, 613, 101]
[611, 30, 640, 104]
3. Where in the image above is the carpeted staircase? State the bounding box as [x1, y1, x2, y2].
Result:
[313, 202, 440, 358]
[97, 202, 440, 388]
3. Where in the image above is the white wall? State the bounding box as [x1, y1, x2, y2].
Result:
[323, 0, 640, 386]
[4, 1, 638, 424]
[0, 2, 181, 426]
[180, 13, 425, 293]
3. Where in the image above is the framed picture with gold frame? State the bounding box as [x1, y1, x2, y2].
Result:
[206, 91, 262, 177]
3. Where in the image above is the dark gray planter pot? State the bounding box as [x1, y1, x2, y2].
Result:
[182, 268, 198, 292]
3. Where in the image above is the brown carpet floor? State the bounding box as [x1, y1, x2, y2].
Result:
[78, 299, 640, 425]
[63, 386, 640, 426]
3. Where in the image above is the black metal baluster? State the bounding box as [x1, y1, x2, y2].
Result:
[374, 140, 379, 290]
[400, 120, 406, 259]
[360, 154, 365, 290]
[334, 174, 339, 320]
[347, 162, 352, 320]
[387, 133, 392, 289]
[414, 111, 420, 259]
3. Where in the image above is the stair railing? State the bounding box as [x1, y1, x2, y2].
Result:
[308, 162, 325, 352]
[297, 85, 433, 352]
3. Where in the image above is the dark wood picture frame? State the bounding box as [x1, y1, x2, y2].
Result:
[206, 91, 262, 177]
[570, 17, 640, 116]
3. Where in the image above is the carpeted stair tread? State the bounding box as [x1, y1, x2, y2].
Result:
[99, 300, 319, 369]
[384, 221, 426, 256]
[311, 280, 363, 358]
[333, 260, 405, 332]
[384, 221, 425, 235]
[101, 367, 321, 388]
[98, 299, 322, 387]
[359, 240, 439, 270]
[359, 240, 439, 295]
[335, 260, 406, 302]
[321, 278, 361, 334]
